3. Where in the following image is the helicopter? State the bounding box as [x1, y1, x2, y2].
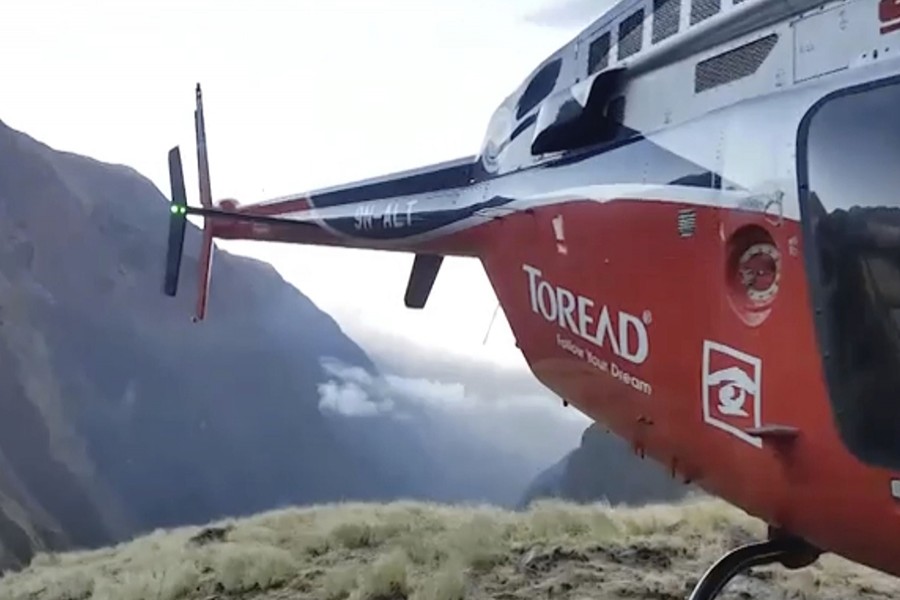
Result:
[161, 0, 900, 597]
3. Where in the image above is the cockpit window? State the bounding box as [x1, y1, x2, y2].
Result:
[799, 76, 900, 470]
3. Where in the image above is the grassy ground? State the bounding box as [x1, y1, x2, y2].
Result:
[1, 496, 898, 600]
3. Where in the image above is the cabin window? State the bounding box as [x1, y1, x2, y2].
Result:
[798, 76, 900, 470]
[653, 0, 681, 43]
[618, 9, 644, 60]
[516, 59, 562, 119]
[588, 32, 611, 75]
[690, 0, 720, 24]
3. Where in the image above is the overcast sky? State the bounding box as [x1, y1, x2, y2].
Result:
[2, 0, 614, 459]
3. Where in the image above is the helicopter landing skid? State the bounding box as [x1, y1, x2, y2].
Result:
[688, 530, 821, 600]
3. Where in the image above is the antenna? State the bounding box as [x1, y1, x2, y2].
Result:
[482, 302, 501, 346]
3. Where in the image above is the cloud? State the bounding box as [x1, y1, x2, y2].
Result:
[316, 357, 469, 419]
[317, 355, 580, 422]
[317, 379, 394, 417]
[316, 351, 590, 470]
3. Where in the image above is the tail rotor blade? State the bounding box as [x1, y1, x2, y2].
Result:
[195, 84, 213, 209]
[193, 83, 214, 321]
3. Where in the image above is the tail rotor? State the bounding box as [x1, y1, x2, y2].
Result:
[162, 83, 216, 322]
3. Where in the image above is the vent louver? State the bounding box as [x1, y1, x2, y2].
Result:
[694, 33, 779, 93]
[653, 0, 681, 43]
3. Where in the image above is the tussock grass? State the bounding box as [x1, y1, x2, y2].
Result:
[1, 497, 897, 600]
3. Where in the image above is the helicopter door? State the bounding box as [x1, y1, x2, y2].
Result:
[798, 74, 900, 471]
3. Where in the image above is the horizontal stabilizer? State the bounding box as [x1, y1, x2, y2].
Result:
[404, 254, 443, 309]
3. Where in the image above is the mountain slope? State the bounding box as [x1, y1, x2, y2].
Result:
[0, 120, 502, 571]
[520, 423, 693, 508]
[2, 496, 897, 600]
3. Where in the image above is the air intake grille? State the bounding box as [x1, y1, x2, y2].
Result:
[618, 9, 644, 60]
[690, 0, 720, 24]
[589, 32, 611, 74]
[653, 0, 681, 43]
[694, 33, 778, 93]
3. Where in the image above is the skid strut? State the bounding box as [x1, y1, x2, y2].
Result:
[688, 532, 820, 600]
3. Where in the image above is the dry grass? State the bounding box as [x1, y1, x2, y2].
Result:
[0, 497, 897, 600]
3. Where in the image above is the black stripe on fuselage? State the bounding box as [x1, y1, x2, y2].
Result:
[310, 132, 737, 240]
[307, 160, 475, 209]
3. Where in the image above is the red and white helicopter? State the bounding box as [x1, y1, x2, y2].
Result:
[162, 0, 900, 597]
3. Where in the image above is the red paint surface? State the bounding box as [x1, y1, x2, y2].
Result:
[475, 198, 900, 577]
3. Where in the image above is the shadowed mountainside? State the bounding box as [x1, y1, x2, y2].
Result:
[2, 496, 897, 600]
